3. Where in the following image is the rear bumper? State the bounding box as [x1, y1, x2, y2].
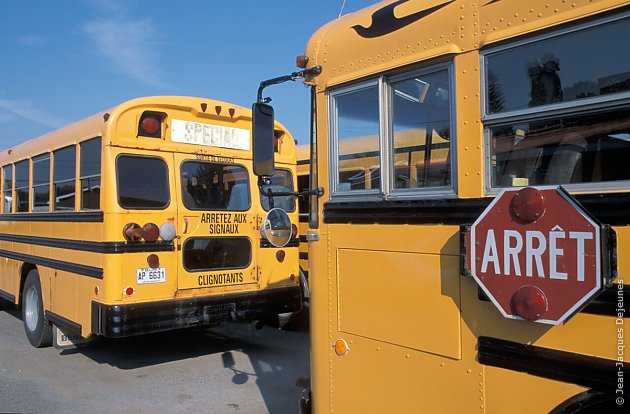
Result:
[91, 285, 302, 338]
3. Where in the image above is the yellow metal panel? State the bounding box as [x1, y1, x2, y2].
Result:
[338, 248, 461, 358]
[484, 366, 585, 413]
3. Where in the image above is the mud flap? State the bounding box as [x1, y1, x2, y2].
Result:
[53, 324, 93, 350]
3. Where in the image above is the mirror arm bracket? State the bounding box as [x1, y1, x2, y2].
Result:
[257, 66, 322, 104]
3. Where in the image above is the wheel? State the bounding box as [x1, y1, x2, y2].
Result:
[22, 269, 52, 348]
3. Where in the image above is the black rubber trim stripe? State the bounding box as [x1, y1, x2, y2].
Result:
[324, 192, 630, 226]
[477, 336, 628, 390]
[0, 211, 104, 222]
[260, 238, 300, 248]
[0, 249, 103, 279]
[46, 311, 82, 334]
[0, 233, 174, 253]
[0, 289, 15, 303]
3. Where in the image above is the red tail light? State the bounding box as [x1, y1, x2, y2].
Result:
[141, 223, 159, 242]
[276, 250, 286, 262]
[138, 111, 165, 138]
[147, 254, 160, 268]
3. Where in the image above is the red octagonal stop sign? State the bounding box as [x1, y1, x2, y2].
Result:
[470, 187, 602, 325]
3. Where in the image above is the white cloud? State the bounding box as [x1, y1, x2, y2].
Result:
[82, 17, 168, 88]
[0, 113, 16, 123]
[16, 35, 50, 47]
[0, 99, 68, 129]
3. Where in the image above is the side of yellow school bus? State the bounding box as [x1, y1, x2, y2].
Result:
[294, 0, 630, 412]
[0, 96, 301, 347]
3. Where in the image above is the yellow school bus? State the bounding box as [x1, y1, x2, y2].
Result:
[253, 0, 630, 412]
[0, 96, 301, 348]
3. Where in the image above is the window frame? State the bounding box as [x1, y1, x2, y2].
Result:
[328, 62, 457, 200]
[32, 153, 51, 213]
[14, 159, 30, 213]
[2, 165, 13, 214]
[179, 160, 251, 212]
[80, 137, 102, 211]
[116, 154, 171, 210]
[481, 13, 630, 194]
[53, 144, 77, 212]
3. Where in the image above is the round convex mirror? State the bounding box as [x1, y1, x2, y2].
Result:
[260, 208, 292, 247]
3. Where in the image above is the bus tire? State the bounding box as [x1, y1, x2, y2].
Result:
[22, 269, 52, 348]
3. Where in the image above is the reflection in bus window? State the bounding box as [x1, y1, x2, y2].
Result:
[80, 137, 101, 210]
[492, 108, 630, 187]
[32, 153, 50, 212]
[181, 162, 250, 211]
[485, 16, 630, 114]
[15, 160, 29, 213]
[260, 169, 295, 211]
[3, 165, 13, 213]
[335, 83, 380, 192]
[183, 237, 251, 271]
[53, 145, 76, 211]
[391, 70, 451, 190]
[117, 155, 170, 209]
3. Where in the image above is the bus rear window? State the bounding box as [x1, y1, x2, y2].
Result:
[180, 161, 249, 211]
[117, 155, 169, 209]
[183, 237, 251, 271]
[260, 169, 295, 211]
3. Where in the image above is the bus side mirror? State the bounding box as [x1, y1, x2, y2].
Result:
[252, 103, 275, 177]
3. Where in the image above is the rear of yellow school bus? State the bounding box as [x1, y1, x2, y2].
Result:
[0, 96, 301, 347]
[280, 0, 630, 412]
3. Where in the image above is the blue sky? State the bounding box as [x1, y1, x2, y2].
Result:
[0, 0, 377, 150]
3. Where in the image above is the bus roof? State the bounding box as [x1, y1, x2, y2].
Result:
[305, 0, 616, 90]
[1, 96, 295, 164]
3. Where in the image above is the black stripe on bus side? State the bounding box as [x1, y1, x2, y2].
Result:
[0, 211, 104, 222]
[477, 336, 628, 391]
[46, 311, 82, 334]
[323, 192, 630, 226]
[0, 233, 174, 254]
[0, 289, 15, 303]
[260, 239, 300, 248]
[0, 249, 103, 279]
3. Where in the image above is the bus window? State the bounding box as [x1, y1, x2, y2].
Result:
[183, 237, 251, 271]
[485, 16, 630, 115]
[485, 16, 630, 190]
[80, 137, 101, 210]
[330, 65, 455, 199]
[260, 168, 296, 211]
[332, 82, 380, 194]
[117, 155, 169, 209]
[15, 160, 29, 213]
[180, 161, 250, 211]
[53, 145, 76, 211]
[32, 153, 50, 212]
[391, 69, 451, 190]
[2, 165, 12, 213]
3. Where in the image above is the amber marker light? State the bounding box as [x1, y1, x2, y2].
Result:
[296, 55, 309, 68]
[334, 339, 350, 357]
[123, 223, 142, 242]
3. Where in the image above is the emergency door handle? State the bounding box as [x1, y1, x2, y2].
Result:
[183, 217, 189, 234]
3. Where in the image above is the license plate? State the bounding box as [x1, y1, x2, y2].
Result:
[136, 267, 166, 284]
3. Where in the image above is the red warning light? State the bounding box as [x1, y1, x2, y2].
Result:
[509, 187, 546, 223]
[510, 286, 548, 321]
